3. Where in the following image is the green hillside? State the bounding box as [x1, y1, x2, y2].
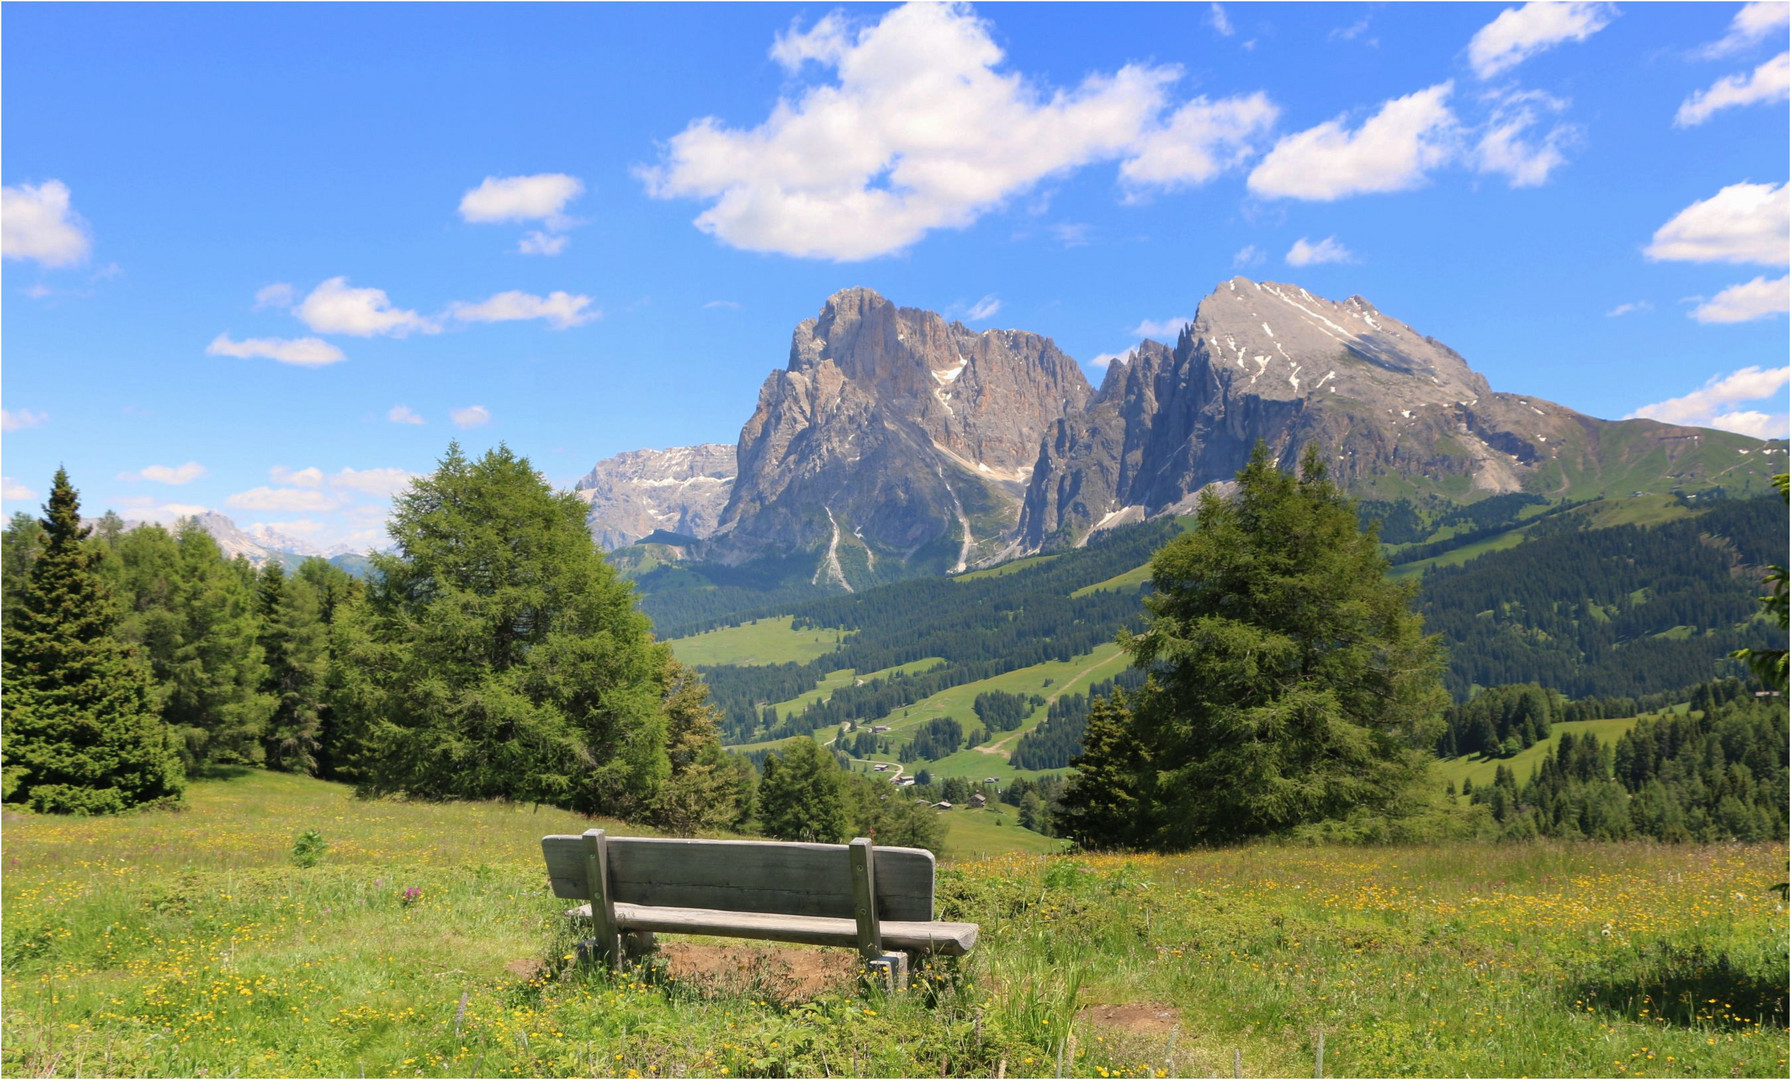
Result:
[1432, 713, 1661, 792]
[668, 615, 849, 666]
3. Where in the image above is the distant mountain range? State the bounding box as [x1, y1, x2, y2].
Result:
[578, 280, 1785, 594]
[110, 510, 374, 574]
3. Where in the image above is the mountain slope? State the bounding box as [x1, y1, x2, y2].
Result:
[1018, 278, 1775, 550]
[574, 444, 736, 551]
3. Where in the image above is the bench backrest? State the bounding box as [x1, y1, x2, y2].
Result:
[541, 835, 936, 921]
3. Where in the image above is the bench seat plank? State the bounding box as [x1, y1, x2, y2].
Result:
[568, 902, 979, 956]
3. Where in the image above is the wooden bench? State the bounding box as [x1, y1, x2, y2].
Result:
[540, 829, 978, 987]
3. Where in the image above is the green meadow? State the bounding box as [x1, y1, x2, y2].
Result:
[4, 769, 1785, 1078]
[667, 616, 849, 667]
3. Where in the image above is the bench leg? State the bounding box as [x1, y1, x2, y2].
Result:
[576, 936, 619, 968]
[623, 931, 658, 961]
[865, 950, 909, 993]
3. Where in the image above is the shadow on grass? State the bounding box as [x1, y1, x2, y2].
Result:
[188, 764, 257, 782]
[1576, 942, 1789, 1029]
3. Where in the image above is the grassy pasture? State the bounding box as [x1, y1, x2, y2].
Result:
[3, 769, 1785, 1078]
[1433, 715, 1654, 793]
[668, 616, 848, 667]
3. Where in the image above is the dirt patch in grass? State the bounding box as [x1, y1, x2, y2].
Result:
[505, 958, 546, 978]
[1079, 1002, 1182, 1036]
[657, 942, 859, 1003]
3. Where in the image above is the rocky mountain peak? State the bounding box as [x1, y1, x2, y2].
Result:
[575, 443, 736, 551]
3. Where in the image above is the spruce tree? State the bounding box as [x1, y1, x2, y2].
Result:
[650, 656, 743, 834]
[1062, 443, 1447, 848]
[256, 562, 327, 773]
[757, 737, 849, 843]
[1, 470, 183, 813]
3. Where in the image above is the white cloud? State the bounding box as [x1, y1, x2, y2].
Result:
[23, 284, 55, 300]
[207, 333, 347, 367]
[1474, 88, 1577, 187]
[1691, 275, 1791, 323]
[1676, 51, 1791, 127]
[226, 487, 345, 513]
[269, 466, 325, 488]
[1286, 236, 1355, 266]
[1627, 365, 1791, 437]
[1, 408, 47, 432]
[703, 299, 742, 310]
[639, 2, 1181, 260]
[297, 277, 437, 337]
[517, 230, 571, 256]
[1233, 244, 1266, 267]
[120, 462, 208, 485]
[449, 290, 598, 329]
[458, 173, 585, 227]
[1049, 222, 1092, 247]
[965, 294, 1002, 321]
[1130, 316, 1192, 340]
[1468, 2, 1616, 79]
[1704, 410, 1789, 439]
[1696, 2, 1791, 60]
[452, 405, 492, 429]
[2, 477, 37, 501]
[1088, 351, 1130, 370]
[1645, 182, 1789, 266]
[1247, 83, 1458, 200]
[1, 180, 92, 268]
[330, 467, 416, 498]
[254, 282, 296, 310]
[1121, 92, 1280, 192]
[1605, 300, 1652, 317]
[388, 404, 426, 425]
[1208, 3, 1234, 37]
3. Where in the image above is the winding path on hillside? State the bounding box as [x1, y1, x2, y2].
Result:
[974, 646, 1128, 760]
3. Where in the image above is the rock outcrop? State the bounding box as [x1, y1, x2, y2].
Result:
[574, 444, 736, 551]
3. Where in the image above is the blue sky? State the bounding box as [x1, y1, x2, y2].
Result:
[4, 1, 1787, 550]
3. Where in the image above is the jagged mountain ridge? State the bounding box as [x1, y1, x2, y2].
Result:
[574, 444, 736, 551]
[705, 287, 1091, 586]
[1018, 277, 1769, 550]
[594, 279, 1780, 592]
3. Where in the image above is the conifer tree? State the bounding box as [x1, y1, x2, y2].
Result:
[334, 443, 670, 813]
[1, 470, 183, 813]
[650, 656, 744, 834]
[1055, 695, 1153, 847]
[1062, 443, 1447, 848]
[256, 562, 327, 773]
[757, 737, 849, 843]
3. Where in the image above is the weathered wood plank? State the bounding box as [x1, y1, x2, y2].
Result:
[849, 837, 881, 958]
[541, 836, 935, 921]
[582, 829, 620, 964]
[565, 903, 979, 955]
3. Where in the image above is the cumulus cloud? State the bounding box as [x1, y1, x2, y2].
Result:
[1627, 364, 1791, 438]
[388, 404, 426, 425]
[1676, 51, 1790, 127]
[269, 466, 325, 488]
[298, 277, 438, 337]
[254, 282, 296, 310]
[1088, 351, 1130, 370]
[1695, 2, 1791, 60]
[207, 333, 347, 367]
[1605, 300, 1652, 317]
[640, 2, 1183, 260]
[458, 174, 585, 226]
[2, 408, 47, 432]
[965, 295, 1002, 321]
[120, 462, 208, 485]
[460, 173, 585, 255]
[1645, 182, 1789, 266]
[226, 487, 345, 513]
[1248, 83, 1458, 200]
[1286, 236, 1355, 266]
[449, 290, 598, 329]
[1474, 88, 1577, 187]
[330, 467, 416, 498]
[451, 405, 492, 429]
[1131, 315, 1192, 340]
[2, 478, 37, 501]
[1691, 275, 1791, 323]
[1121, 92, 1280, 191]
[1468, 2, 1616, 80]
[2, 180, 92, 268]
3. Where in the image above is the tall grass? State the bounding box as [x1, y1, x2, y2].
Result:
[3, 769, 1786, 1077]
